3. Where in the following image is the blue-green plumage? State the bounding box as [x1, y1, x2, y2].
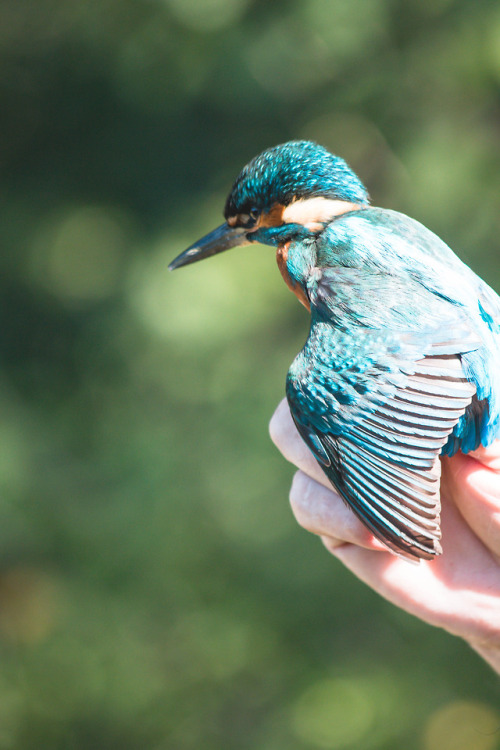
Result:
[169, 140, 500, 561]
[224, 141, 369, 217]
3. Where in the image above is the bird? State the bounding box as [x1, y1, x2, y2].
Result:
[169, 140, 500, 561]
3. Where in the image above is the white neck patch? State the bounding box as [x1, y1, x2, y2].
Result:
[282, 197, 361, 230]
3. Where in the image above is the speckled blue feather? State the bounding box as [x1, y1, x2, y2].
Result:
[310, 208, 500, 453]
[172, 140, 500, 561]
[281, 205, 500, 559]
[224, 141, 369, 217]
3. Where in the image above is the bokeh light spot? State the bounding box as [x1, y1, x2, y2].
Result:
[303, 0, 388, 59]
[423, 700, 500, 750]
[292, 677, 376, 748]
[0, 568, 63, 645]
[245, 21, 334, 99]
[163, 0, 249, 32]
[129, 218, 289, 346]
[31, 206, 127, 304]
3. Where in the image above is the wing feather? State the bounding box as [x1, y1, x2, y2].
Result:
[287, 324, 477, 561]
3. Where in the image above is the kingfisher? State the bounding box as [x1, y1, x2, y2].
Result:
[169, 140, 500, 561]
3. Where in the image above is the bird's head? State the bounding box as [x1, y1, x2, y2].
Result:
[169, 140, 369, 270]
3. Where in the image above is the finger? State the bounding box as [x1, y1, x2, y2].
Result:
[468, 440, 500, 471]
[326, 493, 500, 643]
[326, 545, 494, 641]
[289, 470, 384, 551]
[269, 399, 331, 488]
[441, 452, 500, 558]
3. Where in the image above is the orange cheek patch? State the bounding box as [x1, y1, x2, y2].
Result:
[276, 242, 310, 311]
[261, 203, 286, 227]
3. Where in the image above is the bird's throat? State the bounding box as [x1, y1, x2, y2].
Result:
[276, 242, 310, 310]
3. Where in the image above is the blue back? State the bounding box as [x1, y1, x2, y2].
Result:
[287, 207, 500, 454]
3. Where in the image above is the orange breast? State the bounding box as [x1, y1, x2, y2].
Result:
[276, 242, 310, 310]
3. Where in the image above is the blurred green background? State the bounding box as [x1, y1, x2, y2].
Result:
[1, 0, 500, 748]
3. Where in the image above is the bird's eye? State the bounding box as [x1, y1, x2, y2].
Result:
[236, 209, 260, 228]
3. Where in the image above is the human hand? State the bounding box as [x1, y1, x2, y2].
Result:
[270, 398, 500, 674]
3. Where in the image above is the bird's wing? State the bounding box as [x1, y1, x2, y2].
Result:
[286, 272, 479, 561]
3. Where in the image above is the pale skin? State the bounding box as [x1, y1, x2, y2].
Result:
[270, 398, 500, 674]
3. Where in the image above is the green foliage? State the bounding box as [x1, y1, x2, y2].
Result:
[0, 0, 499, 747]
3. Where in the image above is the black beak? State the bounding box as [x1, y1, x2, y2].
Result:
[168, 223, 251, 271]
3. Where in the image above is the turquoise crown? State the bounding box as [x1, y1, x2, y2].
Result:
[224, 140, 369, 218]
